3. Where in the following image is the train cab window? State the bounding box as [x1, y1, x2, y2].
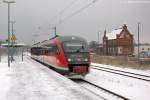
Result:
[63, 41, 88, 53]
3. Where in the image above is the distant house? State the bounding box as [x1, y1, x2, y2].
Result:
[134, 44, 150, 58]
[99, 24, 134, 56]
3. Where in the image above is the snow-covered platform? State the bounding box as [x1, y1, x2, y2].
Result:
[0, 56, 104, 100]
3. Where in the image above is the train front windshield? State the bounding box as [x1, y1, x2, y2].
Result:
[63, 41, 88, 53]
[63, 41, 89, 63]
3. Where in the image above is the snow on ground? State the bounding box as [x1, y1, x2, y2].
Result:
[0, 63, 11, 100]
[0, 56, 104, 100]
[1, 53, 150, 100]
[85, 63, 150, 100]
[92, 63, 150, 76]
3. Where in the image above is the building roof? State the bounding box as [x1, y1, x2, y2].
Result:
[58, 35, 87, 43]
[1, 43, 25, 47]
[106, 28, 122, 40]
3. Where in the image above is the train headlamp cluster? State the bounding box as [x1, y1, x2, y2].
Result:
[67, 58, 88, 62]
[68, 58, 71, 62]
[84, 58, 88, 62]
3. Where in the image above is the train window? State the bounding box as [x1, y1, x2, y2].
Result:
[44, 48, 49, 55]
[47, 44, 59, 55]
[63, 41, 88, 52]
[31, 47, 43, 55]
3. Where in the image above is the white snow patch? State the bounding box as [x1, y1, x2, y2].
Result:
[0, 63, 11, 100]
[92, 63, 150, 76]
[0, 56, 104, 100]
[85, 63, 150, 100]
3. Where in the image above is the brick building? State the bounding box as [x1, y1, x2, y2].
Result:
[99, 24, 134, 56]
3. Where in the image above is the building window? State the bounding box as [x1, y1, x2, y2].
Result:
[120, 48, 122, 52]
[142, 48, 144, 50]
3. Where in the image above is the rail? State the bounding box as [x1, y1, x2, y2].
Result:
[91, 65, 150, 82]
[73, 79, 129, 100]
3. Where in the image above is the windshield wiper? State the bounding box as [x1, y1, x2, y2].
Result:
[76, 46, 84, 53]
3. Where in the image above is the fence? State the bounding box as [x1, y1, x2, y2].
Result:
[91, 54, 150, 69]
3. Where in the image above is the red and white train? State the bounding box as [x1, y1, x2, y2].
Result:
[31, 35, 90, 78]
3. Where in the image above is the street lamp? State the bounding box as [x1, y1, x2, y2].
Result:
[52, 26, 57, 37]
[3, 0, 16, 67]
[47, 26, 57, 38]
[10, 21, 15, 62]
[138, 22, 140, 62]
[98, 31, 100, 44]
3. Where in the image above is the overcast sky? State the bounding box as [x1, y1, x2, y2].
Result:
[0, 0, 150, 45]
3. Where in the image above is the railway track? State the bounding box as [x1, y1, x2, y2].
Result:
[31, 57, 129, 100]
[73, 79, 129, 100]
[91, 65, 150, 82]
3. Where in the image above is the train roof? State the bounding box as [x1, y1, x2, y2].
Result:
[32, 35, 87, 47]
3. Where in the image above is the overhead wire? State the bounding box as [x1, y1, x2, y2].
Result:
[56, 0, 99, 25]
[42, 0, 99, 37]
[49, 0, 80, 26]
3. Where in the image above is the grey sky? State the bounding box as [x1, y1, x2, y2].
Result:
[0, 0, 150, 45]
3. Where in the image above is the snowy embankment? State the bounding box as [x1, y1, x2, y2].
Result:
[85, 63, 150, 100]
[0, 56, 103, 100]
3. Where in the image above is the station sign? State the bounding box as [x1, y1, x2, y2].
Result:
[10, 34, 16, 41]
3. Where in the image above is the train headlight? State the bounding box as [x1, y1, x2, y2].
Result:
[84, 58, 88, 61]
[68, 58, 71, 62]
